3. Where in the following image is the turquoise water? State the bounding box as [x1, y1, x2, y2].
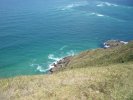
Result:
[0, 0, 133, 78]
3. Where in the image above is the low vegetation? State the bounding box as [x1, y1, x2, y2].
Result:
[0, 41, 133, 100]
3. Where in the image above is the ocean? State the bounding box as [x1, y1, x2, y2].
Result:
[0, 0, 133, 78]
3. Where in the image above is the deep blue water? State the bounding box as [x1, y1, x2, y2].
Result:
[0, 0, 133, 78]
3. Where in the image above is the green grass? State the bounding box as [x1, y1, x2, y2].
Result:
[67, 41, 133, 69]
[0, 41, 133, 100]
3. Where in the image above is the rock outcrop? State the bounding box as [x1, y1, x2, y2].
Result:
[104, 40, 128, 48]
[49, 56, 72, 73]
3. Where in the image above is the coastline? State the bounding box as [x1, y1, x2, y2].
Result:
[49, 39, 128, 73]
[49, 56, 72, 73]
[0, 39, 133, 100]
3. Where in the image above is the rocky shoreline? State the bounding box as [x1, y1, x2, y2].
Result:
[104, 40, 128, 48]
[49, 56, 72, 73]
[49, 40, 128, 73]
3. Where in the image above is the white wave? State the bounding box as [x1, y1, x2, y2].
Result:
[89, 12, 104, 17]
[120, 41, 128, 44]
[96, 2, 118, 7]
[97, 14, 104, 17]
[48, 60, 58, 69]
[31, 54, 62, 73]
[36, 50, 76, 73]
[61, 1, 88, 10]
[103, 43, 110, 48]
[67, 50, 75, 56]
[103, 40, 128, 48]
[97, 3, 104, 7]
[48, 54, 63, 68]
[48, 50, 75, 68]
[48, 54, 61, 61]
[30, 62, 50, 72]
[36, 65, 47, 72]
[104, 45, 110, 48]
[60, 45, 67, 50]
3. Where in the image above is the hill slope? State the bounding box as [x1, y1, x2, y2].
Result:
[0, 41, 133, 100]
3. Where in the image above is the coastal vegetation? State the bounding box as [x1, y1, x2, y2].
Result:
[0, 41, 133, 100]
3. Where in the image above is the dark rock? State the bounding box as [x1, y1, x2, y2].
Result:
[104, 40, 128, 48]
[49, 56, 72, 73]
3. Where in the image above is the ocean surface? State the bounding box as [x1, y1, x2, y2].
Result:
[0, 0, 133, 78]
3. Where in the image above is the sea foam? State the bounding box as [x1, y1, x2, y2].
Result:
[89, 12, 105, 17]
[48, 54, 61, 61]
[48, 50, 75, 70]
[61, 1, 88, 10]
[36, 65, 48, 72]
[48, 54, 62, 68]
[31, 63, 48, 73]
[96, 2, 118, 7]
[103, 40, 128, 48]
[120, 41, 128, 44]
[34, 50, 76, 73]
[59, 45, 68, 51]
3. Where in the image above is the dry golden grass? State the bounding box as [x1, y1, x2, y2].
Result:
[0, 63, 133, 100]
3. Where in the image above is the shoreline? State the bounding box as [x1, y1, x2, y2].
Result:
[0, 39, 129, 78]
[49, 56, 72, 73]
[49, 39, 128, 73]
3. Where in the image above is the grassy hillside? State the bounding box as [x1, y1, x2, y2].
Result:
[67, 41, 133, 69]
[0, 41, 133, 100]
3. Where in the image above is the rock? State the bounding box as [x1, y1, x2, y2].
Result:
[49, 56, 72, 73]
[104, 40, 128, 48]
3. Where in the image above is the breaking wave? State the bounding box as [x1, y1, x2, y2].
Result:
[48, 54, 61, 61]
[61, 1, 88, 10]
[33, 50, 76, 73]
[59, 45, 68, 51]
[30, 63, 49, 73]
[89, 12, 105, 17]
[36, 65, 49, 72]
[96, 2, 118, 7]
[47, 50, 75, 71]
[87, 12, 126, 22]
[103, 40, 128, 48]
